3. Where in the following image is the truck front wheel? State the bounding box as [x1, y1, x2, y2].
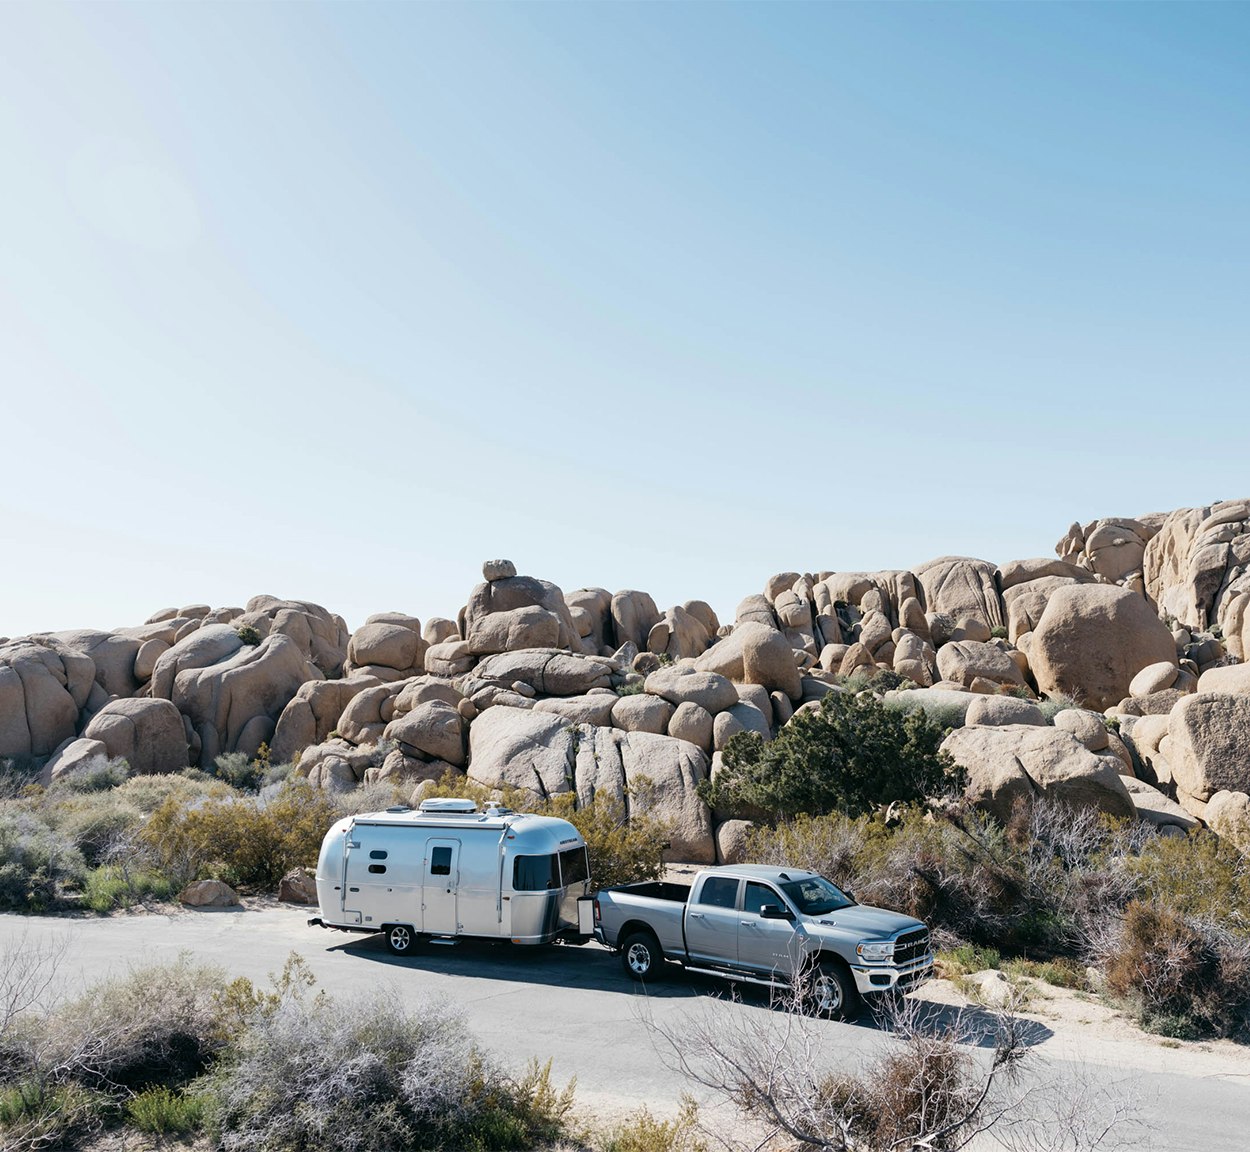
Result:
[384, 924, 418, 956]
[620, 931, 663, 981]
[806, 961, 859, 1021]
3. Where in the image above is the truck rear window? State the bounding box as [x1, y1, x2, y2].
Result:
[513, 854, 559, 891]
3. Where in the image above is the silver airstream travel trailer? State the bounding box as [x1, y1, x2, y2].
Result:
[309, 798, 593, 954]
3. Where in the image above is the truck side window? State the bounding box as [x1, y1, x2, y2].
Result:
[696, 876, 741, 909]
[743, 882, 779, 916]
[513, 855, 559, 891]
[430, 847, 452, 876]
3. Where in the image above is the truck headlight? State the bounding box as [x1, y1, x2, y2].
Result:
[856, 941, 894, 963]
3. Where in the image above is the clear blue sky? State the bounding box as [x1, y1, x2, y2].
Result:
[3, 2, 1247, 638]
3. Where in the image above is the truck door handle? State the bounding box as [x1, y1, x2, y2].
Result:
[740, 920, 752, 926]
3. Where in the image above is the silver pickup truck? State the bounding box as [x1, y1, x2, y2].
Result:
[593, 864, 932, 1019]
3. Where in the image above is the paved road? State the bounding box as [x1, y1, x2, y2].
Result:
[2, 906, 1248, 1149]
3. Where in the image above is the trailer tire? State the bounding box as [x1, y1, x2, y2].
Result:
[384, 924, 418, 956]
[620, 930, 663, 981]
[804, 960, 859, 1021]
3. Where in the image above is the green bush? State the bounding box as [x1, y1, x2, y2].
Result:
[597, 1097, 706, 1152]
[0, 1081, 111, 1151]
[139, 780, 340, 890]
[125, 1085, 205, 1135]
[212, 752, 267, 792]
[82, 865, 175, 912]
[1130, 829, 1250, 936]
[702, 691, 960, 819]
[234, 624, 263, 646]
[0, 807, 86, 911]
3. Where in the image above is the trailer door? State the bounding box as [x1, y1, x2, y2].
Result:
[422, 839, 460, 935]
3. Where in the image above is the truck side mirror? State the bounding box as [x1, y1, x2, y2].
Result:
[760, 904, 794, 920]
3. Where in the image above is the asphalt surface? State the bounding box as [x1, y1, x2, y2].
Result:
[2, 905, 1248, 1149]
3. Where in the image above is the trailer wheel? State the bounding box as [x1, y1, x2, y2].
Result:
[620, 930, 663, 981]
[384, 924, 418, 956]
[804, 961, 859, 1021]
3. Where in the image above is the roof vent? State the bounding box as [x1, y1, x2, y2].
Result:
[385, 805, 412, 813]
[483, 801, 513, 817]
[418, 798, 478, 814]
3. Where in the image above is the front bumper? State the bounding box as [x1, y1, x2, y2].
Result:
[850, 952, 934, 995]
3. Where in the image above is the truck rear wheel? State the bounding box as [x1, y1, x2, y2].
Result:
[620, 930, 663, 981]
[384, 924, 418, 956]
[806, 961, 859, 1021]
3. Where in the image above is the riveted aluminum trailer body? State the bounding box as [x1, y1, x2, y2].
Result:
[311, 800, 592, 947]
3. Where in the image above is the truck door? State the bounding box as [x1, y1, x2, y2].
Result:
[684, 874, 741, 965]
[422, 839, 460, 935]
[738, 881, 799, 976]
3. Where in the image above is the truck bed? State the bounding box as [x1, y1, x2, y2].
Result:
[610, 881, 691, 903]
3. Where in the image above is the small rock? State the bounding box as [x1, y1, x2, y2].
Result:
[179, 879, 240, 908]
[483, 559, 518, 582]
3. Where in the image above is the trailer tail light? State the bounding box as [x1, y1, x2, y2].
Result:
[593, 897, 601, 924]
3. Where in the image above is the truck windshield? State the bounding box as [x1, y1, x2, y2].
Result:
[780, 876, 853, 915]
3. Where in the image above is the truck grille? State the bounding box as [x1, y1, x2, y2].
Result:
[894, 928, 930, 966]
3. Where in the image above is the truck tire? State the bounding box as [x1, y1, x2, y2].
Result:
[806, 960, 859, 1021]
[620, 930, 663, 981]
[384, 924, 418, 956]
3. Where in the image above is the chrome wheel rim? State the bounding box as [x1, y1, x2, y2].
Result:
[814, 972, 842, 1013]
[626, 942, 652, 976]
[390, 926, 411, 952]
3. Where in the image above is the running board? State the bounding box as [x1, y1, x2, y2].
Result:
[425, 937, 459, 946]
[683, 965, 788, 990]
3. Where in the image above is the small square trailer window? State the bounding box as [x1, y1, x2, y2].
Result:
[430, 846, 452, 876]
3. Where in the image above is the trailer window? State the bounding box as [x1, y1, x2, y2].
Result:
[369, 850, 388, 860]
[513, 854, 559, 891]
[559, 846, 589, 887]
[430, 847, 453, 876]
[368, 864, 387, 874]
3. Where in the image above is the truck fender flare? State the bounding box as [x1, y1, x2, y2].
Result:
[613, 919, 662, 953]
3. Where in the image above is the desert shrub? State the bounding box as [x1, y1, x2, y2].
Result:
[125, 1085, 205, 1134]
[0, 1080, 112, 1151]
[42, 956, 235, 1093]
[989, 625, 1009, 639]
[205, 988, 573, 1152]
[0, 807, 86, 911]
[545, 792, 668, 890]
[597, 1097, 706, 1152]
[43, 793, 144, 867]
[1002, 956, 1086, 989]
[1095, 901, 1250, 1039]
[82, 865, 174, 913]
[336, 779, 409, 817]
[47, 757, 130, 794]
[938, 943, 1002, 977]
[702, 691, 960, 820]
[1037, 692, 1080, 723]
[0, 757, 43, 800]
[212, 752, 266, 792]
[112, 771, 233, 814]
[234, 624, 263, 646]
[1129, 829, 1250, 936]
[139, 781, 340, 890]
[838, 668, 909, 695]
